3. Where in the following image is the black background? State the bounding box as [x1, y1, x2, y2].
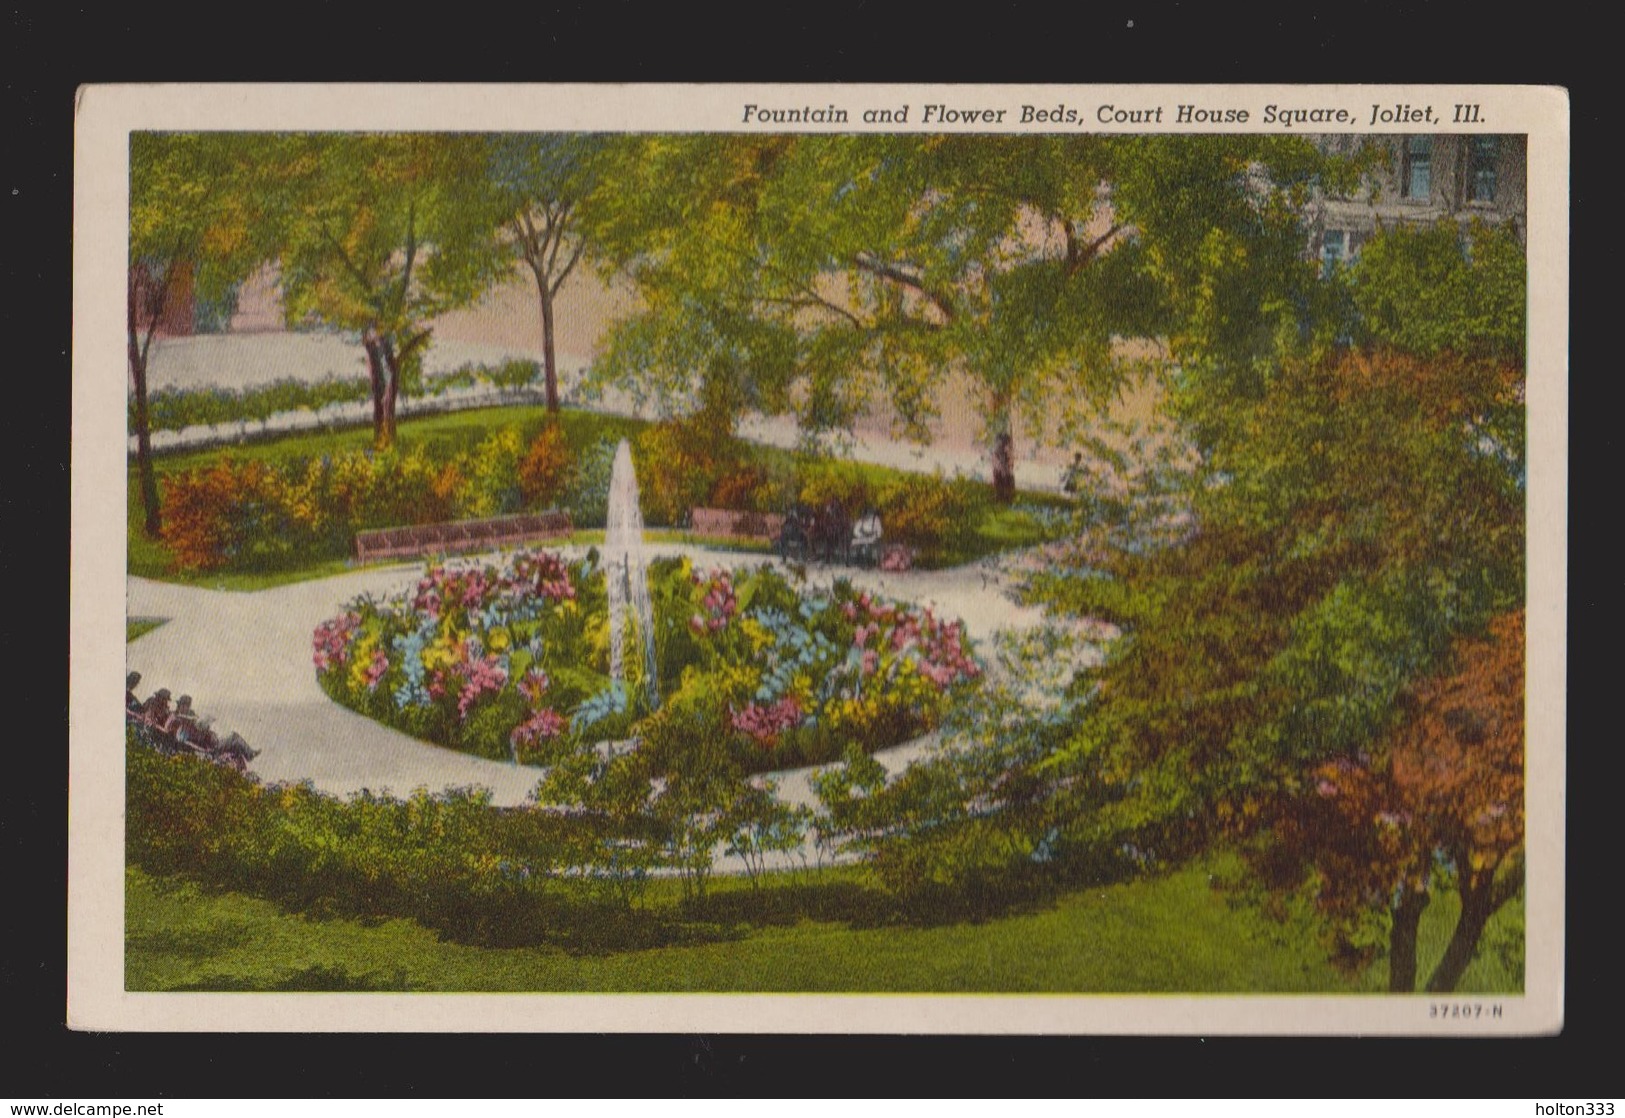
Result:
[6, 0, 1607, 1097]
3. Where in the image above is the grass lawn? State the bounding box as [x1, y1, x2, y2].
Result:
[129, 405, 1068, 588]
[127, 617, 168, 642]
[124, 859, 1522, 994]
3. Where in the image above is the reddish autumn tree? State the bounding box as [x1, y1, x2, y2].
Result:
[1270, 610, 1524, 992]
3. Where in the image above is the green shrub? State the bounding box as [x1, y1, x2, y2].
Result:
[134, 362, 547, 436]
[125, 729, 591, 945]
[797, 459, 871, 516]
[633, 420, 720, 526]
[565, 437, 619, 527]
[462, 428, 527, 517]
[876, 472, 988, 564]
[137, 377, 373, 434]
[488, 358, 542, 391]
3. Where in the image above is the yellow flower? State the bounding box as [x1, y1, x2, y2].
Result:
[422, 631, 461, 673]
[740, 617, 773, 654]
[347, 631, 380, 692]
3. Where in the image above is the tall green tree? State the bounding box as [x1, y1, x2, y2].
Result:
[585, 134, 1327, 502]
[128, 133, 268, 536]
[486, 134, 609, 413]
[268, 133, 510, 448]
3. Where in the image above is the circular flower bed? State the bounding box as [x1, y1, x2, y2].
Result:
[314, 548, 981, 774]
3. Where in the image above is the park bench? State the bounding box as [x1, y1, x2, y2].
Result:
[685, 507, 785, 546]
[355, 509, 574, 562]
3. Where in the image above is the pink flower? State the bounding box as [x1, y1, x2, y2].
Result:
[730, 696, 803, 745]
[456, 654, 508, 720]
[690, 568, 738, 632]
[511, 706, 566, 748]
[880, 547, 912, 572]
[363, 648, 388, 690]
[518, 668, 550, 704]
[311, 612, 361, 672]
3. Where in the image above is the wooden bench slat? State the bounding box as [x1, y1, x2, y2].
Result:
[354, 511, 576, 561]
[687, 507, 785, 543]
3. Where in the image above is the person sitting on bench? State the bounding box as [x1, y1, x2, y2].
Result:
[189, 714, 223, 756]
[139, 688, 173, 733]
[126, 672, 144, 720]
[216, 731, 260, 763]
[851, 507, 884, 566]
[161, 694, 205, 753]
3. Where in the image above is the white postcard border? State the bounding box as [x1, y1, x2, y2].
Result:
[69, 82, 1569, 1034]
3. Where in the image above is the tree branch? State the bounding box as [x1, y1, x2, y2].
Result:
[515, 210, 542, 271]
[853, 253, 958, 322]
[550, 238, 588, 299]
[398, 198, 419, 316]
[754, 290, 868, 331]
[1065, 221, 1124, 277]
[541, 215, 566, 279]
[317, 222, 378, 301]
[397, 327, 434, 361]
[1488, 850, 1525, 911]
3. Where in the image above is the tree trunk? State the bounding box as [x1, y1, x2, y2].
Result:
[1425, 878, 1494, 993]
[1387, 885, 1430, 992]
[127, 328, 162, 539]
[380, 337, 401, 448]
[363, 328, 388, 447]
[991, 428, 1017, 505]
[986, 394, 1017, 504]
[539, 285, 560, 414]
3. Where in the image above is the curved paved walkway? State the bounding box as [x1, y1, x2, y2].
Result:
[126, 544, 1059, 809]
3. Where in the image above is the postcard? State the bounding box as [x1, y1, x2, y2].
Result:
[69, 82, 1568, 1034]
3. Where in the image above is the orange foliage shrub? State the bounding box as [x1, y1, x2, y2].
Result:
[517, 423, 574, 509]
[161, 458, 289, 572]
[634, 420, 723, 526]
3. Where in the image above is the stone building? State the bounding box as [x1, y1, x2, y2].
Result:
[1309, 133, 1527, 271]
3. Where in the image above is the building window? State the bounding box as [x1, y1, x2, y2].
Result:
[1401, 135, 1432, 200]
[1320, 229, 1349, 275]
[1465, 136, 1500, 204]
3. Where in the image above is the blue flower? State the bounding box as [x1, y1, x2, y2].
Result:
[394, 677, 430, 708]
[572, 681, 629, 731]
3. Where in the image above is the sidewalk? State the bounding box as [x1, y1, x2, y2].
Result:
[125, 543, 1052, 809]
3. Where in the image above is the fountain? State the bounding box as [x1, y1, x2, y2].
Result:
[604, 439, 660, 710]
